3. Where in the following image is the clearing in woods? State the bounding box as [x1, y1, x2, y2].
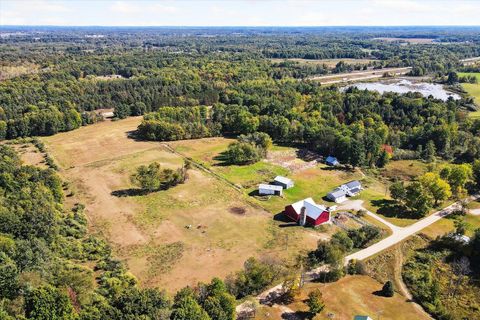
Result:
[458, 72, 480, 118]
[269, 58, 375, 67]
[42, 117, 320, 292]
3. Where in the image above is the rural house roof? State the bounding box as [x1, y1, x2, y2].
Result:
[290, 198, 328, 220]
[274, 176, 293, 185]
[258, 184, 283, 191]
[328, 188, 346, 198]
[344, 180, 361, 190]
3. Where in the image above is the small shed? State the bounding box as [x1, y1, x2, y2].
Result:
[449, 233, 471, 244]
[273, 176, 294, 189]
[354, 316, 373, 320]
[258, 184, 283, 196]
[327, 188, 347, 203]
[325, 156, 339, 166]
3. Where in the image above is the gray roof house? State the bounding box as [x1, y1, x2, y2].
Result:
[341, 180, 362, 196]
[327, 188, 347, 203]
[273, 176, 294, 189]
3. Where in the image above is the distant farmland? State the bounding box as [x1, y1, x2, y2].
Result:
[270, 58, 376, 67]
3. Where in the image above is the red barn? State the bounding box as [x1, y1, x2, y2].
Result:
[284, 198, 331, 227]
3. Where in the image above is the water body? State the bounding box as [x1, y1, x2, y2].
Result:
[345, 79, 461, 101]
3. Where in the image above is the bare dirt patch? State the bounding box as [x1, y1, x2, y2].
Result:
[229, 206, 247, 215]
[266, 148, 320, 172]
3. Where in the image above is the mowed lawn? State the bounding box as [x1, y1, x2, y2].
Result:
[42, 118, 321, 293]
[458, 72, 480, 118]
[169, 138, 367, 213]
[256, 276, 430, 320]
[422, 198, 480, 238]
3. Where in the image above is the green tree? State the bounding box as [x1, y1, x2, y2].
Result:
[405, 181, 433, 217]
[223, 142, 260, 165]
[131, 162, 162, 191]
[419, 172, 452, 206]
[0, 252, 19, 299]
[376, 149, 390, 168]
[471, 160, 480, 189]
[171, 288, 210, 320]
[441, 164, 473, 196]
[24, 286, 75, 320]
[306, 288, 325, 316]
[447, 71, 459, 85]
[331, 232, 353, 252]
[381, 280, 395, 297]
[390, 181, 406, 204]
[424, 140, 436, 162]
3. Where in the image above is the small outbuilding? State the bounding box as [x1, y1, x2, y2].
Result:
[258, 184, 283, 196]
[325, 156, 339, 166]
[354, 316, 373, 320]
[284, 198, 331, 227]
[340, 180, 362, 196]
[327, 188, 347, 203]
[273, 176, 294, 189]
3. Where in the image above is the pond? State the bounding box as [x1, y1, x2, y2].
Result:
[344, 79, 461, 101]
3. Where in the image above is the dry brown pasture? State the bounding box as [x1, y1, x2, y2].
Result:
[42, 117, 319, 292]
[10, 143, 48, 169]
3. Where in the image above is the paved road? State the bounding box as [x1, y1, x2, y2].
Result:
[345, 194, 479, 263]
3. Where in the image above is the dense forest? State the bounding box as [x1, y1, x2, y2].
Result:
[1, 27, 480, 132]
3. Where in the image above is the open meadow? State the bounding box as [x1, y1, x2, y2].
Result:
[42, 117, 323, 292]
[458, 72, 480, 118]
[255, 275, 430, 320]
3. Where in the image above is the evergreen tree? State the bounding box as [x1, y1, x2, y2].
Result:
[381, 280, 395, 297]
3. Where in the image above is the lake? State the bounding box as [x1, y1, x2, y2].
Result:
[344, 79, 461, 101]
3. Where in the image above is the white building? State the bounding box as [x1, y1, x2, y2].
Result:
[273, 176, 294, 189]
[327, 188, 347, 203]
[258, 184, 283, 196]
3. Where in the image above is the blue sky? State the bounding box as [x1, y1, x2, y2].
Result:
[1, 0, 479, 26]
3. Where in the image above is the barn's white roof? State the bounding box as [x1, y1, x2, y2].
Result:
[274, 176, 293, 185]
[259, 184, 283, 191]
[290, 198, 328, 220]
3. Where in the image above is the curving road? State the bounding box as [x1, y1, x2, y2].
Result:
[344, 194, 479, 264]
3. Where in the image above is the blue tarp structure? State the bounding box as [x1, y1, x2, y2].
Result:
[325, 156, 339, 166]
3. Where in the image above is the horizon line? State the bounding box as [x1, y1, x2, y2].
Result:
[2, 25, 480, 28]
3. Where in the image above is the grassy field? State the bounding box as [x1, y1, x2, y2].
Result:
[256, 276, 430, 320]
[458, 72, 480, 118]
[42, 118, 323, 293]
[169, 138, 367, 213]
[422, 198, 480, 238]
[270, 58, 375, 67]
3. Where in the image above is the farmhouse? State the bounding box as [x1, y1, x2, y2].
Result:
[284, 198, 331, 227]
[258, 184, 283, 196]
[273, 176, 294, 189]
[327, 188, 347, 203]
[325, 156, 339, 166]
[340, 180, 362, 196]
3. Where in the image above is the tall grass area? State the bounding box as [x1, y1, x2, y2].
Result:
[458, 72, 480, 118]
